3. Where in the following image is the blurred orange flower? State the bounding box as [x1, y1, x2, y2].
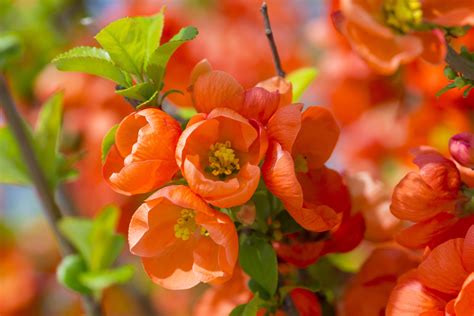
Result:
[391, 149, 474, 248]
[263, 107, 343, 232]
[335, 0, 449, 74]
[387, 225, 474, 315]
[128, 185, 238, 289]
[176, 107, 266, 208]
[103, 108, 182, 195]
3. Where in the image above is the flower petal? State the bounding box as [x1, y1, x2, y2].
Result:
[267, 104, 303, 152]
[454, 272, 474, 316]
[422, 0, 474, 26]
[256, 76, 292, 107]
[241, 87, 280, 123]
[417, 30, 446, 64]
[462, 225, 474, 272]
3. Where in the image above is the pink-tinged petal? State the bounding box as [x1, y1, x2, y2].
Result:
[289, 205, 342, 232]
[386, 270, 447, 316]
[267, 104, 303, 152]
[192, 71, 244, 114]
[422, 0, 474, 26]
[462, 225, 474, 272]
[256, 76, 292, 107]
[454, 273, 474, 315]
[189, 59, 213, 86]
[340, 0, 392, 38]
[417, 30, 446, 64]
[262, 142, 303, 210]
[241, 87, 280, 123]
[418, 238, 468, 295]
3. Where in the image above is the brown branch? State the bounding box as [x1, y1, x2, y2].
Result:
[0, 74, 103, 316]
[261, 2, 286, 77]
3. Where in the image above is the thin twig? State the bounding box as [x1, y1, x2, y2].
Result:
[0, 75, 102, 316]
[261, 2, 286, 77]
[445, 45, 474, 81]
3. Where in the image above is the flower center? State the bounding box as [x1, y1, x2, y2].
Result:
[174, 209, 209, 241]
[383, 0, 422, 34]
[207, 141, 240, 179]
[294, 155, 309, 173]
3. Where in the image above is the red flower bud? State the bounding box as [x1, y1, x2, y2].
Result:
[450, 132, 474, 169]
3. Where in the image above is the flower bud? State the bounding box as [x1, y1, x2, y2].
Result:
[236, 202, 256, 226]
[449, 132, 474, 169]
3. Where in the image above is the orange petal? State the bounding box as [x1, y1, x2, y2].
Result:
[193, 237, 225, 283]
[342, 21, 423, 75]
[322, 213, 365, 254]
[192, 71, 244, 114]
[142, 240, 199, 290]
[289, 288, 322, 316]
[288, 204, 342, 232]
[417, 30, 446, 64]
[422, 0, 474, 26]
[454, 273, 474, 316]
[293, 106, 340, 169]
[189, 59, 213, 86]
[262, 142, 303, 210]
[386, 270, 447, 315]
[241, 87, 280, 123]
[267, 104, 303, 152]
[256, 76, 292, 107]
[417, 238, 468, 295]
[462, 225, 474, 272]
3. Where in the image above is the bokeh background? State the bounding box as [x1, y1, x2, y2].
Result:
[1, 0, 473, 315]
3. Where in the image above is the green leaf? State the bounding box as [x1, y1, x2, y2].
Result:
[0, 33, 21, 68]
[80, 265, 134, 291]
[177, 107, 197, 120]
[101, 124, 118, 162]
[136, 90, 159, 109]
[286, 67, 318, 102]
[57, 255, 91, 294]
[34, 93, 63, 187]
[89, 205, 124, 271]
[52, 46, 130, 87]
[116, 81, 155, 102]
[58, 217, 94, 263]
[95, 12, 165, 77]
[239, 235, 278, 296]
[274, 211, 303, 234]
[146, 26, 198, 88]
[229, 304, 246, 316]
[229, 295, 264, 316]
[0, 127, 30, 185]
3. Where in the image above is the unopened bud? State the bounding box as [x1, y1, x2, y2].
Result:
[449, 132, 474, 169]
[236, 202, 256, 226]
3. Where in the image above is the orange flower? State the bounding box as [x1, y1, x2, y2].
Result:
[194, 266, 251, 316]
[263, 106, 343, 232]
[391, 149, 474, 248]
[340, 247, 419, 316]
[128, 185, 238, 289]
[335, 0, 450, 74]
[386, 225, 474, 315]
[103, 108, 182, 195]
[176, 107, 266, 208]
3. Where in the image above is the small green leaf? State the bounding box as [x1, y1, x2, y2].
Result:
[90, 205, 123, 271]
[230, 304, 246, 316]
[95, 12, 165, 77]
[101, 124, 118, 162]
[136, 90, 159, 109]
[57, 255, 91, 294]
[239, 235, 278, 296]
[229, 294, 264, 316]
[146, 26, 198, 88]
[34, 93, 63, 187]
[53, 46, 130, 87]
[286, 67, 318, 102]
[0, 33, 21, 68]
[0, 127, 30, 185]
[116, 81, 155, 102]
[58, 217, 94, 263]
[274, 211, 303, 234]
[79, 265, 134, 291]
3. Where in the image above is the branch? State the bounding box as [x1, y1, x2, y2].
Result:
[0, 75, 103, 316]
[261, 2, 286, 77]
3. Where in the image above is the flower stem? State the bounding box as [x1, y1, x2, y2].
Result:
[261, 2, 286, 77]
[445, 45, 474, 81]
[0, 75, 103, 316]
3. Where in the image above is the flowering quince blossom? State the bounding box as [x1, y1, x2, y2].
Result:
[334, 0, 474, 74]
[386, 225, 474, 315]
[391, 148, 474, 249]
[128, 185, 238, 289]
[103, 108, 182, 195]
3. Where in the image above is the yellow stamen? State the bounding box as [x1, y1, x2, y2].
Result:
[294, 155, 309, 173]
[174, 209, 209, 240]
[383, 0, 422, 34]
[208, 141, 240, 179]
